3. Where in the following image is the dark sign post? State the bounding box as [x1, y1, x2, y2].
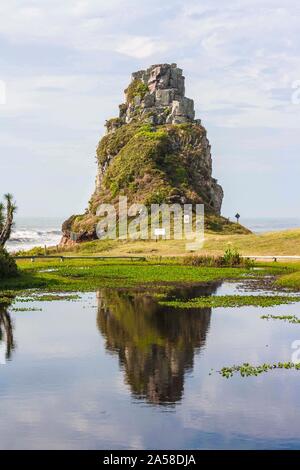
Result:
[235, 213, 240, 224]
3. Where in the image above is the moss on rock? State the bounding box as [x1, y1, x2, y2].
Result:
[125, 79, 149, 104]
[65, 120, 250, 238]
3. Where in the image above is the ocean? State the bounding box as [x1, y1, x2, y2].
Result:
[242, 217, 300, 233]
[5, 216, 300, 253]
[6, 217, 64, 253]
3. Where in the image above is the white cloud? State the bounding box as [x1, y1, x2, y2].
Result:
[0, 1, 167, 54]
[115, 36, 169, 59]
[0, 0, 300, 216]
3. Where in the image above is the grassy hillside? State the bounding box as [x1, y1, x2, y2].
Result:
[62, 227, 300, 257]
[204, 228, 300, 256]
[275, 266, 300, 289]
[20, 227, 300, 258]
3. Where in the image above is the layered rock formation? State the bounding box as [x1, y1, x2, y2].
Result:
[123, 63, 196, 125]
[61, 63, 233, 244]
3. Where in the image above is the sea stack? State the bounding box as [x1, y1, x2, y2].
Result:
[61, 64, 226, 244]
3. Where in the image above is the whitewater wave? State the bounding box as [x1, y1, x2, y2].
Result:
[6, 228, 62, 252]
[9, 229, 61, 242]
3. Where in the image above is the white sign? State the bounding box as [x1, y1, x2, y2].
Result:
[184, 214, 190, 224]
[154, 228, 166, 236]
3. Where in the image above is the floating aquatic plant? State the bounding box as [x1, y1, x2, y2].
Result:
[261, 314, 300, 324]
[159, 295, 300, 309]
[11, 307, 42, 312]
[220, 362, 300, 378]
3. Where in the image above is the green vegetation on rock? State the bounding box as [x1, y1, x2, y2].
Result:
[101, 126, 171, 205]
[70, 120, 250, 238]
[125, 79, 149, 103]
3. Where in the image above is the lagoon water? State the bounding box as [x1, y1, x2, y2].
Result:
[1, 281, 300, 449]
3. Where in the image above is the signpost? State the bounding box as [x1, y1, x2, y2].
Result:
[154, 228, 166, 241]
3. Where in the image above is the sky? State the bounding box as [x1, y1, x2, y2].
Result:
[0, 0, 299, 219]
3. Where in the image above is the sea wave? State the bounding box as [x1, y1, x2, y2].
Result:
[9, 229, 61, 242]
[6, 227, 62, 252]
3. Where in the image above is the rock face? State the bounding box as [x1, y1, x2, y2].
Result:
[106, 64, 199, 133]
[61, 63, 226, 244]
[99, 63, 223, 210]
[124, 63, 195, 125]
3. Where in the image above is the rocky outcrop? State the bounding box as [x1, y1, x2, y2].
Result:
[97, 63, 223, 211]
[105, 64, 199, 131]
[122, 63, 196, 125]
[61, 63, 229, 244]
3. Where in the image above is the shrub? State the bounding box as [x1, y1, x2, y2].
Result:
[0, 248, 18, 278]
[183, 255, 224, 267]
[15, 246, 45, 256]
[183, 248, 254, 268]
[222, 247, 241, 266]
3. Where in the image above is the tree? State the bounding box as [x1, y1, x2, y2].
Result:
[0, 194, 17, 247]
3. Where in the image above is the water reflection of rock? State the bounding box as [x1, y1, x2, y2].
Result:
[0, 303, 15, 361]
[96, 283, 220, 406]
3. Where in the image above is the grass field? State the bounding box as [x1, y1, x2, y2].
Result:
[0, 256, 294, 295]
[37, 228, 300, 258]
[5, 227, 300, 292]
[275, 269, 300, 290]
[1, 258, 254, 292]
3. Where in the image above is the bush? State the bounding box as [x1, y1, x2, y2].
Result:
[0, 248, 18, 278]
[183, 255, 224, 267]
[183, 248, 254, 268]
[222, 247, 241, 266]
[14, 246, 45, 256]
